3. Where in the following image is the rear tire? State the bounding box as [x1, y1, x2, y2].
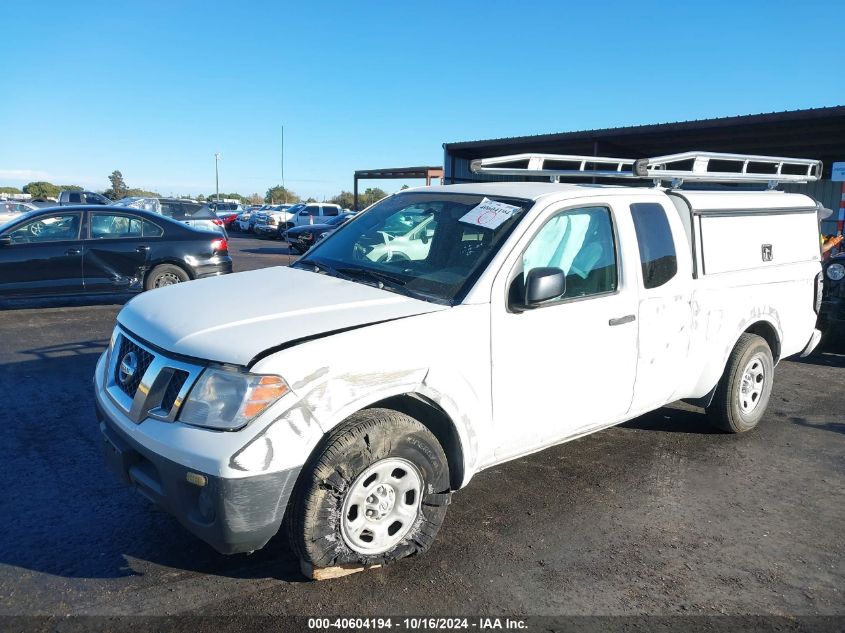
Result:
[286, 408, 450, 569]
[706, 333, 774, 433]
[144, 264, 190, 291]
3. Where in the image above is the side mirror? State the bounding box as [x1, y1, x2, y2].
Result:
[523, 267, 566, 307]
[0, 236, 10, 247]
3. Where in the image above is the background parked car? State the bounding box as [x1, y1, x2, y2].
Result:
[208, 201, 245, 218]
[253, 204, 296, 238]
[212, 204, 242, 231]
[0, 205, 232, 297]
[284, 212, 356, 253]
[237, 205, 267, 232]
[0, 201, 38, 225]
[111, 197, 226, 236]
[58, 190, 111, 206]
[27, 199, 59, 208]
[288, 202, 343, 227]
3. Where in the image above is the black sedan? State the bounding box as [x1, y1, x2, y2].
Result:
[0, 205, 233, 298]
[284, 212, 356, 254]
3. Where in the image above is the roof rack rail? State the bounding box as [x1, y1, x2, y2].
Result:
[470, 151, 822, 188]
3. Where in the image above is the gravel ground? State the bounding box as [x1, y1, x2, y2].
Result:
[0, 233, 842, 622]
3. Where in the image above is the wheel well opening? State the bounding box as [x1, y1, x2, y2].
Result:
[745, 321, 781, 363]
[368, 394, 465, 491]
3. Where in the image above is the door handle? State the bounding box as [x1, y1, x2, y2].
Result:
[609, 314, 636, 326]
[65, 248, 81, 255]
[136, 245, 150, 253]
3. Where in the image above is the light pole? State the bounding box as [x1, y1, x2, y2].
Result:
[214, 153, 221, 205]
[280, 126, 286, 204]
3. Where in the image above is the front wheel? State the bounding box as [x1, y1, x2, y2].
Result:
[706, 333, 774, 433]
[287, 409, 451, 569]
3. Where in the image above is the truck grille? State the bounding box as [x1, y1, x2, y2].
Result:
[114, 337, 154, 398]
[161, 369, 189, 412]
[105, 329, 204, 424]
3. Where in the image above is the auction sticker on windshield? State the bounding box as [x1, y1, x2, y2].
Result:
[459, 197, 521, 230]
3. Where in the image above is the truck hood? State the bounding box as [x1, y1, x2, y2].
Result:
[117, 266, 447, 366]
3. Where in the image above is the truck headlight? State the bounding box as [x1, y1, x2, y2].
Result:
[827, 263, 845, 281]
[179, 368, 289, 430]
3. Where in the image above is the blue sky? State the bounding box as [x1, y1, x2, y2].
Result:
[1, 0, 842, 199]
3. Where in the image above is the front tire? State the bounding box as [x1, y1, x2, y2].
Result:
[706, 333, 774, 433]
[287, 408, 450, 569]
[144, 264, 190, 291]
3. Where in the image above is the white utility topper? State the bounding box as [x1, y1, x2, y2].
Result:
[94, 151, 825, 574]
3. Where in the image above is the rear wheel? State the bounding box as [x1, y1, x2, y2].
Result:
[145, 264, 190, 291]
[287, 408, 450, 569]
[706, 333, 774, 433]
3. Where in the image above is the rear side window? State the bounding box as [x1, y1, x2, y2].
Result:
[159, 201, 182, 219]
[143, 220, 163, 237]
[68, 192, 82, 203]
[630, 203, 677, 289]
[84, 192, 105, 205]
[322, 206, 339, 216]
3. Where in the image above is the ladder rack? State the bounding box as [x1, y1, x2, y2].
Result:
[469, 151, 822, 188]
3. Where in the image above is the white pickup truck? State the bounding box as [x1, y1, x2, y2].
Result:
[94, 152, 825, 574]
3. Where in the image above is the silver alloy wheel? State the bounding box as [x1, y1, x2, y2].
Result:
[738, 352, 767, 414]
[340, 457, 423, 554]
[154, 272, 181, 288]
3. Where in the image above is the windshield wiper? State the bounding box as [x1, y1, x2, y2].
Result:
[295, 257, 342, 278]
[335, 266, 407, 287]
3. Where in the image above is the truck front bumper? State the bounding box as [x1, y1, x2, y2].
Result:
[94, 348, 300, 555]
[253, 225, 278, 237]
[97, 402, 299, 554]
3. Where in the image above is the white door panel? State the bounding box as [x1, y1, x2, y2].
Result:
[490, 202, 639, 461]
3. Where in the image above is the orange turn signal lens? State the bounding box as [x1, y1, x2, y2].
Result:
[242, 376, 289, 419]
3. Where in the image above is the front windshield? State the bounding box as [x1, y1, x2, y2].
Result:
[294, 192, 532, 305]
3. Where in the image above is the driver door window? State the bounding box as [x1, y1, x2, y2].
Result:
[522, 206, 617, 300]
[8, 213, 81, 244]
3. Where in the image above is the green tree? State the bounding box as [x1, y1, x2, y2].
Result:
[60, 185, 84, 192]
[0, 186, 21, 195]
[359, 187, 388, 209]
[125, 187, 161, 197]
[23, 181, 60, 199]
[247, 192, 263, 205]
[104, 170, 129, 200]
[329, 191, 355, 209]
[264, 185, 299, 204]
[197, 194, 206, 202]
[208, 192, 246, 202]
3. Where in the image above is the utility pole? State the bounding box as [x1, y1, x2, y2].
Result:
[214, 153, 221, 205]
[281, 126, 286, 203]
